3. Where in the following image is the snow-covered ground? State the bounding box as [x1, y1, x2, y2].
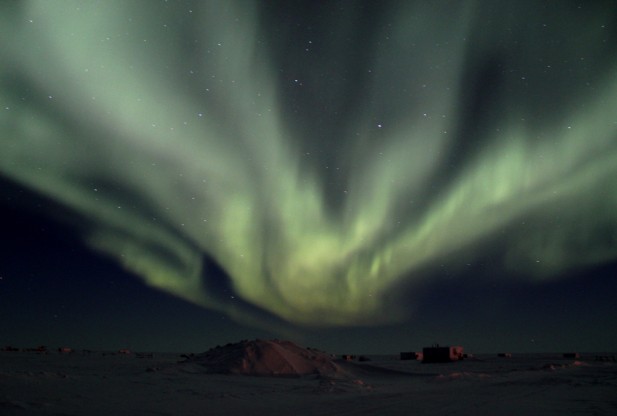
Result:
[1, 349, 616, 415]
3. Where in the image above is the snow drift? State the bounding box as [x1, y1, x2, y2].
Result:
[180, 339, 341, 377]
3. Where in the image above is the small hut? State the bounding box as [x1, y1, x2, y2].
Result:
[422, 345, 464, 363]
[400, 351, 423, 361]
[563, 352, 580, 359]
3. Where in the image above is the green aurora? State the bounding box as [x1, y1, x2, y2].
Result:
[1, 1, 616, 328]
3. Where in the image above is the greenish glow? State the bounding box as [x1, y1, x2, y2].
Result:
[1, 1, 616, 327]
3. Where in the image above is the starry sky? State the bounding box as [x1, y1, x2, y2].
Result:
[1, 0, 617, 354]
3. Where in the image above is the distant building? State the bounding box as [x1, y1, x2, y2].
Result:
[340, 354, 356, 361]
[498, 353, 512, 358]
[422, 345, 464, 363]
[1, 346, 19, 352]
[400, 352, 422, 361]
[118, 348, 132, 355]
[58, 347, 73, 353]
[563, 352, 580, 359]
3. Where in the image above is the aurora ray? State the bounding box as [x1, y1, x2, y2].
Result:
[1, 0, 616, 327]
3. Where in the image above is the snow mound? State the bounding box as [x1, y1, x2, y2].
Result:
[182, 339, 341, 377]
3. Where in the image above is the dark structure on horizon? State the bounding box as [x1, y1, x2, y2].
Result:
[422, 345, 464, 363]
[400, 351, 423, 361]
[563, 352, 580, 359]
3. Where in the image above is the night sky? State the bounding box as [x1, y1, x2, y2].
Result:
[1, 0, 617, 354]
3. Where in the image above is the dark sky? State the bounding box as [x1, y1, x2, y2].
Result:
[1, 0, 617, 354]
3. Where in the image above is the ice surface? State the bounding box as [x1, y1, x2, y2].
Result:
[1, 349, 616, 415]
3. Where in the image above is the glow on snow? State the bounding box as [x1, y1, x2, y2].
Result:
[1, 1, 616, 327]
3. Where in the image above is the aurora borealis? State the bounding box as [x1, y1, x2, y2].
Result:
[1, 1, 617, 350]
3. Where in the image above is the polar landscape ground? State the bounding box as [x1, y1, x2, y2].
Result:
[1, 340, 616, 416]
